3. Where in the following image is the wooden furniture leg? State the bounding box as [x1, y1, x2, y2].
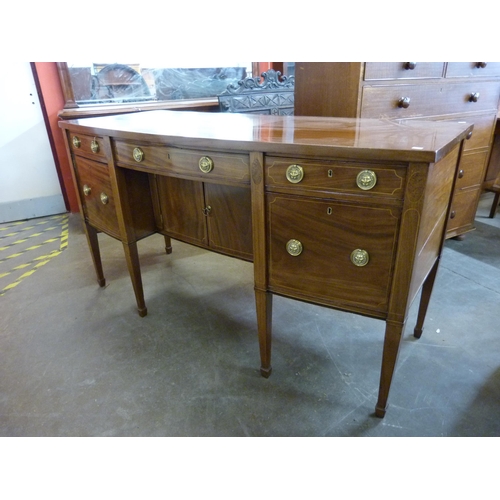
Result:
[164, 235, 173, 254]
[375, 320, 405, 418]
[488, 189, 500, 218]
[414, 259, 440, 339]
[256, 290, 273, 378]
[122, 241, 147, 317]
[83, 222, 105, 287]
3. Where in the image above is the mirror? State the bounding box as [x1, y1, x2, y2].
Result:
[59, 61, 253, 107]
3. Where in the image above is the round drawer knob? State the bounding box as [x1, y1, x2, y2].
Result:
[458, 169, 464, 179]
[286, 239, 303, 257]
[398, 97, 411, 109]
[466, 130, 473, 140]
[91, 139, 100, 153]
[469, 92, 480, 103]
[356, 170, 377, 190]
[450, 210, 456, 219]
[83, 184, 91, 196]
[199, 156, 214, 173]
[351, 249, 369, 267]
[72, 136, 81, 148]
[133, 147, 144, 162]
[100, 193, 109, 205]
[286, 164, 304, 183]
[403, 62, 417, 70]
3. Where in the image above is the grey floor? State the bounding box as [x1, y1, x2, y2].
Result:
[1, 193, 499, 437]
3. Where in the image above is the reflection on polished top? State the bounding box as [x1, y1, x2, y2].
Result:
[63, 110, 474, 162]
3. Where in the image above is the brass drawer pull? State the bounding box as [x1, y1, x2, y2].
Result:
[286, 239, 303, 256]
[91, 139, 100, 153]
[199, 156, 214, 173]
[100, 193, 109, 205]
[202, 205, 212, 216]
[398, 97, 411, 109]
[351, 249, 369, 267]
[356, 170, 377, 190]
[403, 62, 417, 70]
[286, 164, 304, 183]
[133, 147, 144, 162]
[72, 136, 81, 148]
[83, 184, 91, 196]
[469, 92, 480, 103]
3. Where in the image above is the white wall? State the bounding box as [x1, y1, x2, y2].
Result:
[0, 62, 66, 222]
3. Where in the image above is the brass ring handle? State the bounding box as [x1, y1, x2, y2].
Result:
[91, 139, 100, 153]
[286, 164, 304, 183]
[403, 62, 417, 70]
[286, 239, 303, 256]
[199, 156, 214, 173]
[350, 249, 369, 267]
[133, 147, 144, 162]
[83, 184, 91, 196]
[469, 92, 480, 103]
[398, 97, 411, 109]
[356, 170, 377, 190]
[100, 193, 109, 205]
[72, 136, 81, 148]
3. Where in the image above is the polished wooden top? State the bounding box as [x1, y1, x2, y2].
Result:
[59, 110, 473, 162]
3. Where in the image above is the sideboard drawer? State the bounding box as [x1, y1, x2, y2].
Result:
[265, 157, 406, 199]
[69, 133, 106, 160]
[114, 141, 250, 184]
[361, 82, 500, 118]
[267, 194, 400, 314]
[74, 156, 120, 238]
[364, 62, 445, 81]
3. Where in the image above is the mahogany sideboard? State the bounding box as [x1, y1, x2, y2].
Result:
[59, 110, 472, 417]
[294, 62, 500, 239]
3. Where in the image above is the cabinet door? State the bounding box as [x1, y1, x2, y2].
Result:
[157, 176, 207, 246]
[204, 183, 253, 261]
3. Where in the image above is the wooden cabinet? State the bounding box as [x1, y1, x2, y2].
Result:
[59, 110, 471, 417]
[294, 62, 500, 238]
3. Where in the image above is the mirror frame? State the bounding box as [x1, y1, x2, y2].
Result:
[56, 62, 262, 119]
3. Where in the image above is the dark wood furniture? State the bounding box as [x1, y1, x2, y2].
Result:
[483, 113, 500, 217]
[294, 62, 500, 238]
[59, 110, 471, 417]
[218, 69, 294, 115]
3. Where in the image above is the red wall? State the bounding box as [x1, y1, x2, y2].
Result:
[33, 63, 79, 213]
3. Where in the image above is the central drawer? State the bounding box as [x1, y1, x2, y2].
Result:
[267, 194, 400, 314]
[113, 141, 250, 184]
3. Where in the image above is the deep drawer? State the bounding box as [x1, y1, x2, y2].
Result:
[74, 156, 120, 238]
[265, 157, 406, 199]
[267, 194, 400, 313]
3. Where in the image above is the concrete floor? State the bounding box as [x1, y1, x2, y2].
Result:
[1, 193, 499, 437]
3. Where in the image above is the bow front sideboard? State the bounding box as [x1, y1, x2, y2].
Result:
[59, 110, 472, 417]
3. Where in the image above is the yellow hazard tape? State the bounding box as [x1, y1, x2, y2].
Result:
[0, 214, 69, 297]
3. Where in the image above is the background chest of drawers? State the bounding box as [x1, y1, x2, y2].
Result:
[294, 62, 500, 238]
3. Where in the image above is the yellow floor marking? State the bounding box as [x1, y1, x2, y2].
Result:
[0, 214, 69, 297]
